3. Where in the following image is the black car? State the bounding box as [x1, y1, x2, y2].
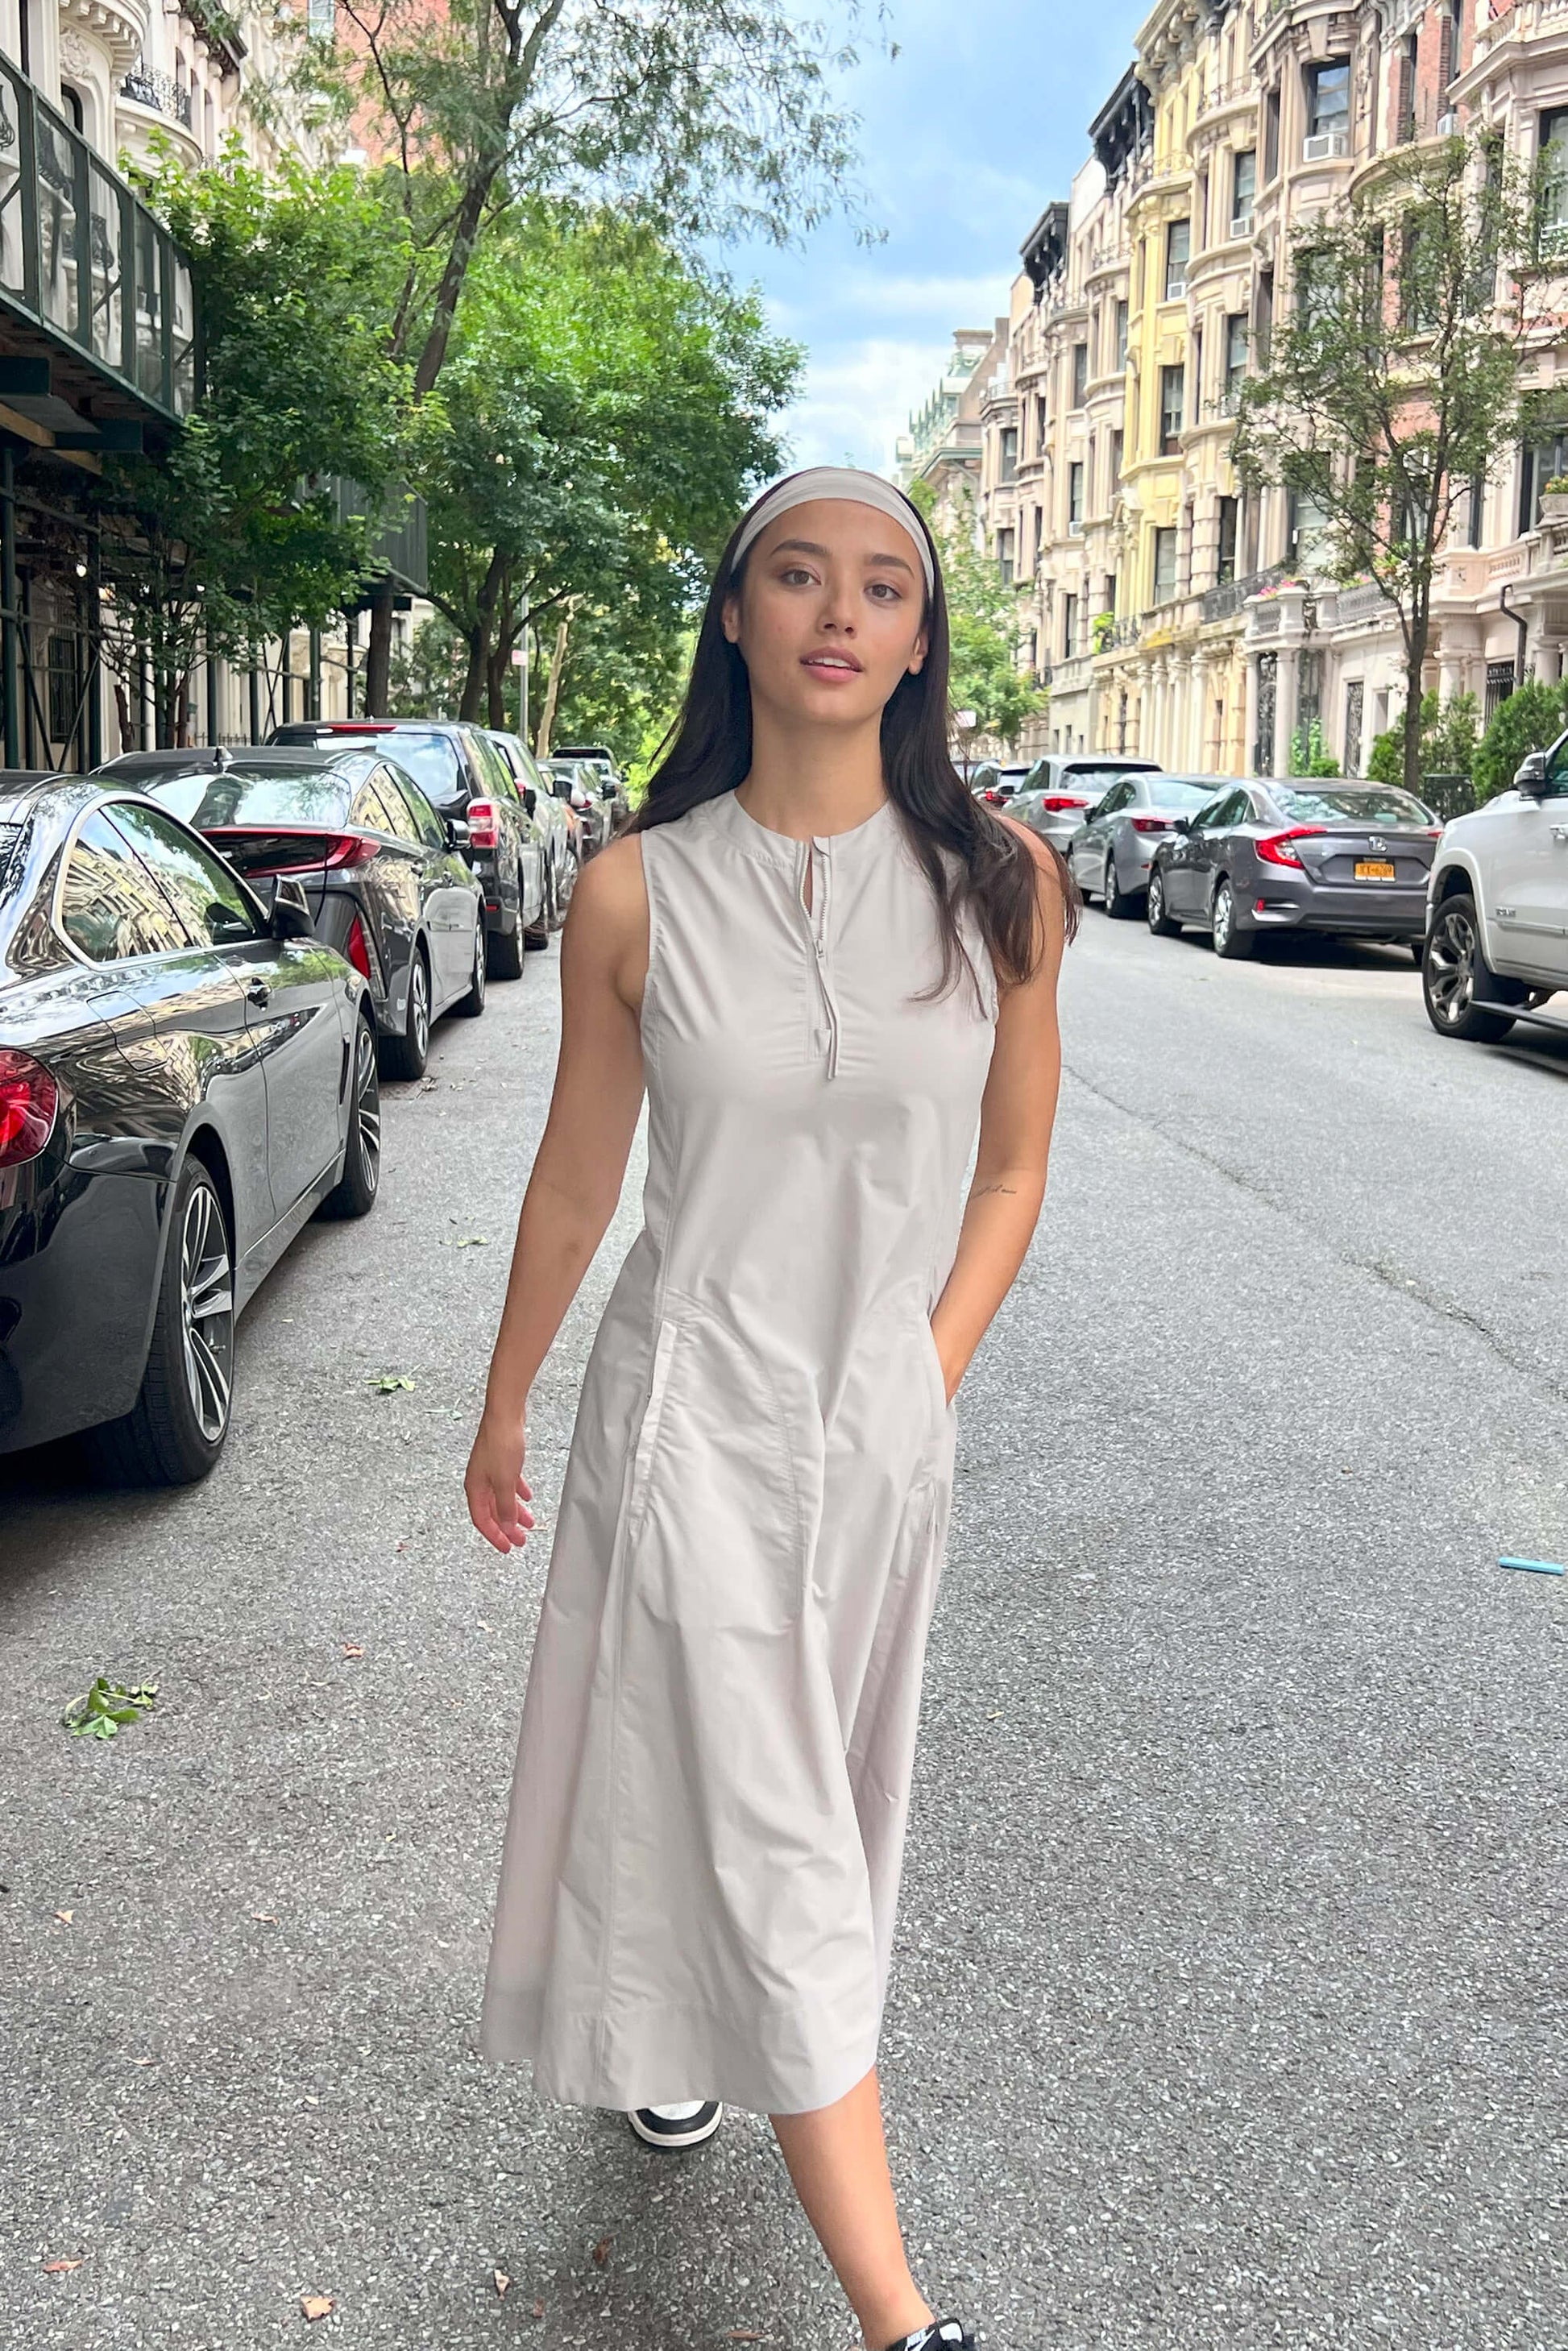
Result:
[1146, 779, 1442, 959]
[101, 746, 487, 1081]
[268, 719, 547, 978]
[0, 773, 378, 1484]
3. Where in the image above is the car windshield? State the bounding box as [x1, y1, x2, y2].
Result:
[144, 769, 352, 828]
[1150, 778, 1234, 808]
[370, 732, 464, 801]
[1272, 786, 1435, 825]
[1064, 764, 1153, 786]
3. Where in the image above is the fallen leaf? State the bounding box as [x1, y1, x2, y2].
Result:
[532, 2302, 545, 2320]
[591, 2234, 611, 2267]
[42, 2258, 85, 2274]
[727, 2334, 765, 2343]
[493, 2270, 511, 2297]
[342, 1644, 364, 1659]
[367, 1375, 416, 1395]
[301, 2292, 334, 2320]
[60, 1676, 159, 1738]
[55, 1909, 73, 1924]
[251, 1913, 280, 1924]
[455, 1235, 488, 1249]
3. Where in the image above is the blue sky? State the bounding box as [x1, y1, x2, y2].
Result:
[722, 0, 1148, 477]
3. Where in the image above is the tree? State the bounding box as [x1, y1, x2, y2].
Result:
[297, 0, 869, 703]
[1471, 676, 1568, 800]
[919, 487, 1044, 748]
[1366, 687, 1479, 787]
[1288, 717, 1340, 777]
[94, 146, 413, 743]
[412, 207, 798, 737]
[1233, 132, 1547, 798]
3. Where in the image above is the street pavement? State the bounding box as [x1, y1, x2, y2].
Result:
[2, 897, 1566, 2351]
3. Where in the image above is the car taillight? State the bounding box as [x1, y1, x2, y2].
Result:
[345, 914, 375, 981]
[1039, 794, 1089, 811]
[325, 834, 380, 870]
[207, 828, 377, 875]
[0, 1048, 58, 1167]
[1130, 815, 1171, 834]
[466, 797, 501, 849]
[1256, 826, 1327, 868]
[983, 788, 1003, 803]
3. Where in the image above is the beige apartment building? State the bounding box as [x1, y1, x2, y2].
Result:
[974, 0, 1568, 780]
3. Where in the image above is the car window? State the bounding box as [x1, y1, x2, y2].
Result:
[349, 776, 401, 834]
[1191, 797, 1230, 831]
[106, 803, 264, 947]
[59, 810, 192, 962]
[468, 732, 513, 800]
[147, 769, 352, 829]
[482, 740, 521, 802]
[1149, 777, 1224, 808]
[380, 767, 446, 852]
[371, 730, 464, 806]
[1271, 786, 1437, 824]
[1104, 782, 1138, 815]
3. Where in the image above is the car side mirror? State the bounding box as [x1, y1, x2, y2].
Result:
[599, 780, 616, 798]
[523, 784, 537, 817]
[445, 815, 471, 848]
[1172, 816, 1192, 833]
[270, 876, 315, 940]
[1513, 750, 1549, 794]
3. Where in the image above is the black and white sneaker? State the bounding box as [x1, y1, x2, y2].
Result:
[627, 2100, 724, 2150]
[885, 2325, 974, 2351]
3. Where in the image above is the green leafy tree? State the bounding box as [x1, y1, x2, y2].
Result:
[923, 489, 1044, 749]
[1288, 716, 1341, 776]
[1367, 687, 1480, 786]
[1234, 132, 1546, 798]
[94, 145, 413, 743]
[413, 208, 798, 735]
[1472, 675, 1568, 799]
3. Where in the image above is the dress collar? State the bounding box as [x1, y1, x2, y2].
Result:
[711, 788, 897, 868]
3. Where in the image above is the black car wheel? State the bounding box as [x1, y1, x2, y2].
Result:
[1211, 877, 1254, 960]
[455, 916, 488, 1016]
[382, 947, 431, 1080]
[93, 1155, 234, 1486]
[1147, 868, 1180, 937]
[1103, 854, 1139, 919]
[1423, 894, 1520, 1041]
[320, 1016, 382, 1217]
[486, 906, 525, 980]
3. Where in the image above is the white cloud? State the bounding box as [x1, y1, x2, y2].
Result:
[775, 333, 973, 475]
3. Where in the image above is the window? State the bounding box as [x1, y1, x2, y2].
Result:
[109, 803, 263, 947]
[1032, 505, 1044, 569]
[996, 528, 1015, 586]
[999, 425, 1018, 483]
[1231, 148, 1256, 233]
[376, 768, 442, 848]
[1159, 363, 1184, 454]
[1541, 109, 1568, 247]
[1164, 219, 1190, 300]
[1071, 343, 1088, 407]
[1062, 593, 1078, 657]
[47, 631, 80, 748]
[1395, 35, 1417, 143]
[1068, 461, 1084, 531]
[1035, 393, 1049, 453]
[1255, 270, 1274, 367]
[1217, 495, 1239, 583]
[1153, 525, 1178, 600]
[1110, 429, 1123, 487]
[1307, 60, 1350, 143]
[360, 729, 463, 806]
[1104, 571, 1118, 620]
[1467, 472, 1485, 549]
[1224, 311, 1248, 404]
[60, 811, 189, 963]
[1114, 299, 1129, 370]
[350, 776, 401, 833]
[1263, 85, 1281, 181]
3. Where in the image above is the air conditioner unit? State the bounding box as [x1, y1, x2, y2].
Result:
[1302, 130, 1350, 161]
[1437, 110, 1458, 135]
[1229, 213, 1253, 240]
[1166, 276, 1188, 299]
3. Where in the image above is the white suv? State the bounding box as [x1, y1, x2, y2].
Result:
[1422, 738, 1568, 1043]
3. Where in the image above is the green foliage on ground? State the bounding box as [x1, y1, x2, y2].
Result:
[1288, 718, 1341, 777]
[1471, 677, 1568, 800]
[1367, 690, 1481, 788]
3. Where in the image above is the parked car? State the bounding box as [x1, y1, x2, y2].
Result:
[483, 729, 579, 923]
[1068, 773, 1239, 916]
[268, 719, 547, 978]
[554, 744, 632, 836]
[1145, 779, 1442, 959]
[543, 757, 614, 856]
[0, 772, 378, 1483]
[1422, 740, 1568, 1043]
[967, 761, 1033, 807]
[100, 745, 486, 1080]
[1013, 753, 1164, 853]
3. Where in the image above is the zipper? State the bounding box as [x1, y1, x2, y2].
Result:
[796, 838, 843, 1078]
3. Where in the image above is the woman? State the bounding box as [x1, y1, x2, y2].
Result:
[466, 466, 1073, 2349]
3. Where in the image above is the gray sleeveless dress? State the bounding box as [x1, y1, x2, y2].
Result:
[479, 788, 999, 2116]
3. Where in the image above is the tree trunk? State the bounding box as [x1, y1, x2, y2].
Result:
[363, 578, 395, 718]
[486, 641, 509, 728]
[1403, 608, 1428, 797]
[458, 625, 487, 722]
[535, 615, 570, 758]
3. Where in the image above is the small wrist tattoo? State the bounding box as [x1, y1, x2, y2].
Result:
[971, 1181, 1018, 1200]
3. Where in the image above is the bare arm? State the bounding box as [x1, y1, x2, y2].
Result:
[930, 825, 1068, 1400]
[465, 833, 649, 1553]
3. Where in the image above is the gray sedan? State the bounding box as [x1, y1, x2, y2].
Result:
[1068, 773, 1229, 916]
[1146, 780, 1442, 959]
[1014, 753, 1164, 855]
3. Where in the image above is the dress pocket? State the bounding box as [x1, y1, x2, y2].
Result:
[625, 1317, 680, 1542]
[919, 1308, 952, 1429]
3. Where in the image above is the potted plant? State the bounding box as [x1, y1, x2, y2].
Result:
[1090, 610, 1115, 654]
[1539, 475, 1568, 521]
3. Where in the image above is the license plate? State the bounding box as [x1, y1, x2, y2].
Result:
[1354, 859, 1396, 881]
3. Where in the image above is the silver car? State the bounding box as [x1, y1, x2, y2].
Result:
[1012, 753, 1164, 854]
[1068, 772, 1227, 915]
[1147, 779, 1442, 959]
[485, 729, 578, 924]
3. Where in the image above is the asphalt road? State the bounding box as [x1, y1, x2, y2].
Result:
[2, 899, 1566, 2351]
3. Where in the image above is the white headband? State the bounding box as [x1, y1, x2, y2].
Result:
[731, 466, 935, 596]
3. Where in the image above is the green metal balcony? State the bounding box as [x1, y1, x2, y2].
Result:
[0, 54, 196, 427]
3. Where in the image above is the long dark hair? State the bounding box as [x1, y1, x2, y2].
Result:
[630, 481, 1080, 997]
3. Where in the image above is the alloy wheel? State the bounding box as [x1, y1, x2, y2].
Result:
[180, 1181, 234, 1445]
[1425, 905, 1477, 1026]
[1213, 882, 1233, 952]
[471, 925, 487, 1010]
[1147, 872, 1166, 929]
[410, 957, 430, 1059]
[353, 1021, 381, 1193]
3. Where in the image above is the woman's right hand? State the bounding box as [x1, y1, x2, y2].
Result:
[466, 1412, 535, 1555]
